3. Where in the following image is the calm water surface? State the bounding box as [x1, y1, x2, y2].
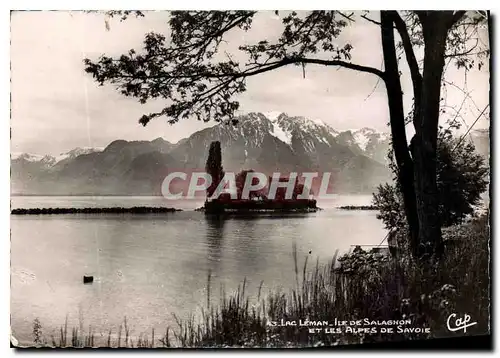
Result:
[11, 195, 386, 344]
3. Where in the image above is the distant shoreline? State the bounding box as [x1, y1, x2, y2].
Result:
[10, 194, 169, 197]
[11, 207, 181, 215]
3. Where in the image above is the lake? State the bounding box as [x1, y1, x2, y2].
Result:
[10, 195, 387, 345]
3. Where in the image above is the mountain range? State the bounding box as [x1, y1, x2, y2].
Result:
[11, 112, 489, 196]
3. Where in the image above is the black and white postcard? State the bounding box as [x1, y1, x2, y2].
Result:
[10, 9, 491, 349]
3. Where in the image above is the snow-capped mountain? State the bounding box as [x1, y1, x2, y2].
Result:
[264, 112, 390, 163]
[55, 147, 104, 164]
[10, 113, 392, 195]
[335, 127, 391, 163]
[169, 112, 356, 170]
[271, 113, 340, 147]
[11, 152, 49, 162]
[11, 112, 488, 196]
[11, 147, 103, 168]
[12, 147, 104, 167]
[166, 112, 390, 193]
[11, 147, 105, 194]
[353, 127, 390, 151]
[11, 153, 57, 173]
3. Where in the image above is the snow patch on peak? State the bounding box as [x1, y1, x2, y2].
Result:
[264, 111, 284, 122]
[328, 127, 340, 136]
[378, 132, 391, 141]
[358, 127, 376, 134]
[353, 131, 371, 151]
[247, 112, 267, 120]
[40, 155, 56, 165]
[56, 147, 103, 163]
[270, 121, 292, 145]
[297, 116, 333, 132]
[310, 117, 326, 126]
[343, 128, 391, 151]
[12, 152, 46, 161]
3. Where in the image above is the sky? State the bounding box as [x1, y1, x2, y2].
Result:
[10, 11, 490, 156]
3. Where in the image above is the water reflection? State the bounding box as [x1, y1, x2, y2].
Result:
[230, 217, 260, 276]
[205, 214, 226, 275]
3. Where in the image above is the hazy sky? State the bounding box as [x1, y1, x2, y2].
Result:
[11, 11, 490, 156]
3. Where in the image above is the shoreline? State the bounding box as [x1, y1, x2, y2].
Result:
[11, 207, 182, 215]
[11, 205, 380, 215]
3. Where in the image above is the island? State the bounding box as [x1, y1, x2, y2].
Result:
[199, 141, 320, 214]
[200, 197, 319, 214]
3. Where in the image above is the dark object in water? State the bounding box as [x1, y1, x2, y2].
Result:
[83, 275, 94, 284]
[11, 206, 182, 215]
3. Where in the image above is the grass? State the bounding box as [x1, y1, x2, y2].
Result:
[25, 214, 489, 348]
[28, 316, 162, 348]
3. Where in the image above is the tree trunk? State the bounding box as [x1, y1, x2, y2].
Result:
[380, 12, 420, 255]
[411, 14, 450, 261]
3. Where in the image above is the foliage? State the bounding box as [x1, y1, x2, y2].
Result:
[205, 141, 224, 198]
[83, 11, 487, 126]
[336, 246, 391, 276]
[104, 10, 145, 21]
[32, 318, 42, 345]
[231, 171, 313, 201]
[396, 11, 489, 71]
[372, 183, 407, 231]
[436, 128, 489, 225]
[373, 128, 488, 231]
[235, 170, 264, 199]
[82, 11, 384, 126]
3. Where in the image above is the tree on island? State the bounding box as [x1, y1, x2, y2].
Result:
[233, 171, 312, 201]
[271, 176, 310, 201]
[84, 10, 489, 263]
[293, 183, 313, 200]
[235, 170, 266, 199]
[205, 141, 224, 199]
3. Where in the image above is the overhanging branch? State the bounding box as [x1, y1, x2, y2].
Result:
[196, 56, 386, 95]
[290, 57, 385, 78]
[132, 55, 385, 125]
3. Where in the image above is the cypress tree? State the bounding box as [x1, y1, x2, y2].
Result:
[205, 141, 224, 199]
